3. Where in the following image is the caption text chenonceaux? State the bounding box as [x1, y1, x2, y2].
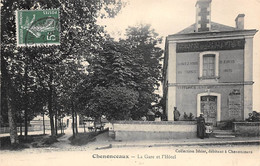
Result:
[92, 149, 253, 159]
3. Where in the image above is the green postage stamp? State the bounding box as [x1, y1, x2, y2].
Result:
[16, 9, 60, 47]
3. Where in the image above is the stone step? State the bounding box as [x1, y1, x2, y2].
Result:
[213, 130, 234, 135]
[212, 129, 236, 138]
[214, 135, 236, 138]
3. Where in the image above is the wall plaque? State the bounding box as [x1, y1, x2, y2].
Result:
[176, 39, 245, 53]
[228, 89, 242, 118]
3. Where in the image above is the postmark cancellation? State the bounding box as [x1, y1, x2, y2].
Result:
[16, 9, 60, 47]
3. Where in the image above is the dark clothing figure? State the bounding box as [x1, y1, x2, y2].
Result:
[252, 111, 260, 122]
[155, 111, 162, 118]
[197, 114, 206, 139]
[246, 111, 260, 122]
[246, 113, 253, 122]
[174, 107, 180, 121]
[155, 111, 162, 121]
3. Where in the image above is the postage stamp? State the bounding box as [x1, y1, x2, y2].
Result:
[16, 9, 60, 47]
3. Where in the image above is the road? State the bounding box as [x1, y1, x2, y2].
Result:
[1, 130, 259, 166]
[1, 144, 259, 166]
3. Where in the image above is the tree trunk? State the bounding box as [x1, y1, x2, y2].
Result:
[60, 117, 63, 134]
[71, 104, 75, 138]
[94, 118, 97, 132]
[2, 57, 19, 144]
[48, 72, 55, 137]
[62, 118, 64, 134]
[7, 96, 19, 144]
[20, 122, 22, 136]
[24, 64, 29, 139]
[55, 110, 58, 135]
[42, 112, 45, 135]
[100, 116, 103, 131]
[49, 107, 55, 137]
[75, 112, 78, 134]
[24, 109, 28, 138]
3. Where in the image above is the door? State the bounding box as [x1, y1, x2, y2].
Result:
[201, 96, 217, 126]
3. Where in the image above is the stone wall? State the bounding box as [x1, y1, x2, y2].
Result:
[233, 122, 260, 136]
[110, 121, 197, 141]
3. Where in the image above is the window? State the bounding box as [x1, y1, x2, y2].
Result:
[203, 54, 215, 77]
[199, 51, 219, 80]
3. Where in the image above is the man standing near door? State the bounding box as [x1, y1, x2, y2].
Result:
[197, 113, 206, 139]
[174, 107, 180, 121]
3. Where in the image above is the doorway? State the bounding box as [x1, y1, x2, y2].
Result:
[201, 96, 217, 126]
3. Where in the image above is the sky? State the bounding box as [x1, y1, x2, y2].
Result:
[98, 0, 260, 111]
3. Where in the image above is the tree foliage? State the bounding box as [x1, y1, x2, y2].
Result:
[89, 85, 139, 120]
[82, 24, 163, 120]
[1, 0, 163, 143]
[1, 0, 124, 140]
[124, 24, 163, 119]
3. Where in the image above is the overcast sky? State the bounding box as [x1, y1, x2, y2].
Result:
[99, 0, 260, 111]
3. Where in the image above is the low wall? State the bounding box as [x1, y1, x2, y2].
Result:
[110, 121, 197, 141]
[233, 122, 260, 137]
[0, 125, 52, 134]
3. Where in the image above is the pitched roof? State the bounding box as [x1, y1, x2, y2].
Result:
[176, 22, 235, 34]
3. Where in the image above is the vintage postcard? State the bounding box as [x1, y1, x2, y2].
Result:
[1, 0, 259, 166]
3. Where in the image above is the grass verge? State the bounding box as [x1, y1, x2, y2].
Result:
[0, 133, 64, 150]
[0, 135, 44, 150]
[69, 129, 108, 146]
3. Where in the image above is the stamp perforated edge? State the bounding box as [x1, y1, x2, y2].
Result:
[15, 10, 19, 47]
[15, 9, 60, 47]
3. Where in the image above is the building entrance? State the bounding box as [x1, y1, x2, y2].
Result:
[201, 96, 217, 126]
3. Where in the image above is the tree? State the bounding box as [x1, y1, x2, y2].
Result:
[56, 59, 88, 137]
[82, 24, 163, 120]
[79, 39, 139, 120]
[124, 24, 163, 119]
[88, 85, 139, 120]
[1, 57, 19, 144]
[1, 0, 125, 142]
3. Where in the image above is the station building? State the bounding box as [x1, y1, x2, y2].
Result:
[163, 0, 258, 125]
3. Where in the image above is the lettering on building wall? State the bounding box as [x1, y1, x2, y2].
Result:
[177, 61, 198, 75]
[223, 69, 233, 72]
[176, 39, 245, 53]
[228, 89, 242, 118]
[177, 85, 225, 89]
[220, 60, 235, 64]
[177, 70, 197, 74]
[185, 70, 197, 74]
[177, 62, 198, 66]
[220, 59, 236, 73]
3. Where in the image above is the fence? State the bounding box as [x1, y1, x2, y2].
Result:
[0, 125, 51, 134]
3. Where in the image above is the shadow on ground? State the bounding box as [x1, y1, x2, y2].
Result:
[0, 134, 64, 150]
[69, 129, 109, 146]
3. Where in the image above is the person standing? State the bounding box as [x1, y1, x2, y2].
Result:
[197, 113, 206, 139]
[174, 107, 180, 121]
[205, 123, 213, 138]
[155, 111, 162, 121]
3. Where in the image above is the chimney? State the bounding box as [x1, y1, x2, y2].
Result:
[195, 0, 212, 32]
[235, 14, 245, 30]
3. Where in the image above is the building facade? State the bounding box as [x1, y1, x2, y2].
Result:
[163, 0, 258, 125]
